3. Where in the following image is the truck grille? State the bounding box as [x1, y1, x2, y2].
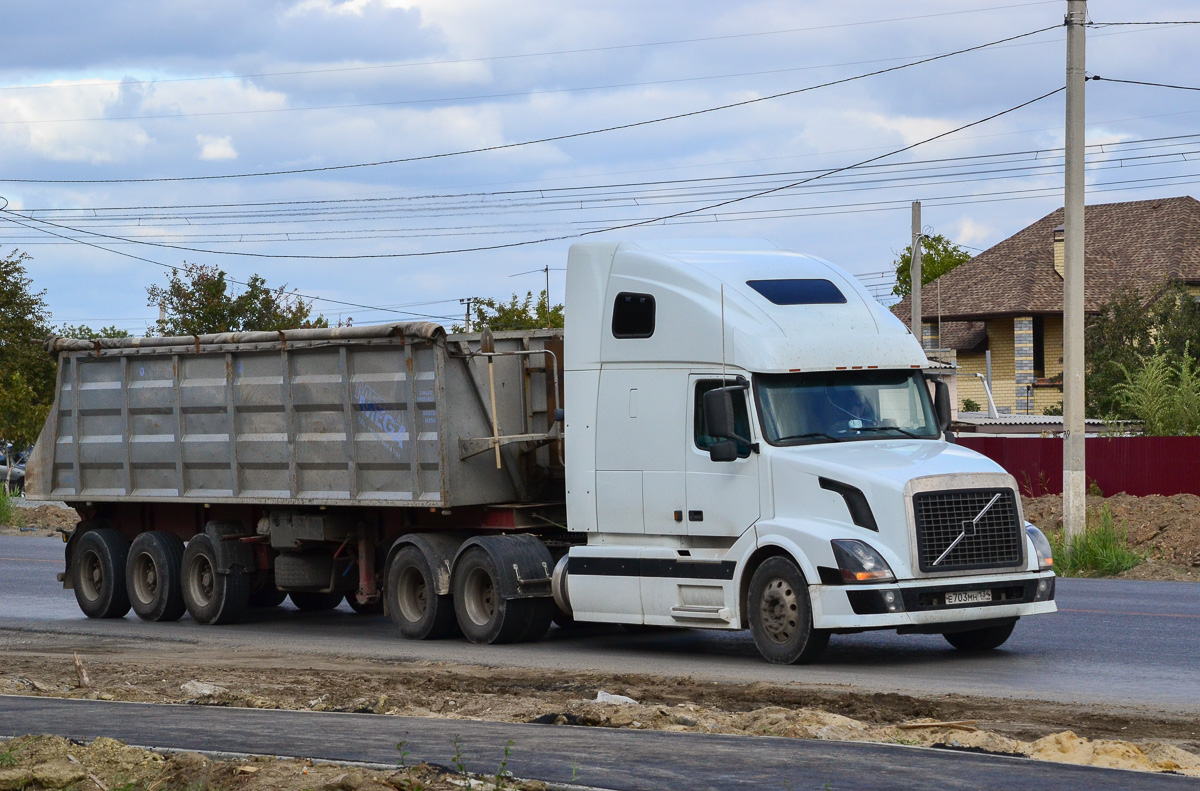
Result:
[913, 488, 1023, 573]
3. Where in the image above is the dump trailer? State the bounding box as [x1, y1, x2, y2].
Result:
[27, 239, 1056, 663]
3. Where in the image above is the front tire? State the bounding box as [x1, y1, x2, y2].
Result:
[387, 546, 457, 639]
[453, 547, 534, 645]
[72, 529, 131, 619]
[181, 534, 249, 625]
[944, 621, 1016, 651]
[126, 531, 186, 622]
[747, 556, 828, 664]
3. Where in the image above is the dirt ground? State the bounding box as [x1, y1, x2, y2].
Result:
[0, 503, 76, 537]
[0, 734, 528, 791]
[1022, 493, 1200, 580]
[1, 644, 1199, 781]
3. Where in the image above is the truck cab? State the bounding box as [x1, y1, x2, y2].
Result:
[559, 239, 1056, 663]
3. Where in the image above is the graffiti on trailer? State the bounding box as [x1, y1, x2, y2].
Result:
[354, 380, 410, 459]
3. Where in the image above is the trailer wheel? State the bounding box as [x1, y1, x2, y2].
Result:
[453, 547, 536, 645]
[126, 531, 186, 622]
[181, 534, 249, 625]
[288, 591, 344, 611]
[944, 621, 1016, 651]
[747, 556, 829, 665]
[249, 585, 288, 608]
[387, 546, 457, 638]
[72, 529, 131, 619]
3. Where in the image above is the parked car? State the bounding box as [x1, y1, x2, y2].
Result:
[1, 444, 29, 495]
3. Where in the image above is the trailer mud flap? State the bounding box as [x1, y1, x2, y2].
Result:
[204, 521, 255, 574]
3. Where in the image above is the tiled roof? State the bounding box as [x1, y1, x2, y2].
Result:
[934, 320, 987, 351]
[891, 196, 1200, 322]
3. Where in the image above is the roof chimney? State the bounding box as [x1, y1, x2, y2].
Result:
[1053, 223, 1065, 279]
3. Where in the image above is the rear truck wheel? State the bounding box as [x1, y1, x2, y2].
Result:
[126, 531, 186, 622]
[386, 546, 457, 639]
[453, 547, 536, 645]
[181, 534, 250, 625]
[944, 621, 1016, 651]
[288, 591, 344, 611]
[248, 585, 288, 608]
[72, 529, 132, 619]
[748, 556, 829, 665]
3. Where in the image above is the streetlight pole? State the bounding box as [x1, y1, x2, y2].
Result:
[1063, 0, 1087, 540]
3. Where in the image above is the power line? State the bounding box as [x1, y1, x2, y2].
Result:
[0, 2, 1059, 95]
[0, 25, 1060, 186]
[1, 86, 1067, 261]
[1092, 75, 1200, 92]
[0, 207, 454, 321]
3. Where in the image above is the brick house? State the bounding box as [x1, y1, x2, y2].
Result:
[891, 196, 1200, 414]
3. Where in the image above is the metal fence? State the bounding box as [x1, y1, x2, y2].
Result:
[956, 435, 1200, 498]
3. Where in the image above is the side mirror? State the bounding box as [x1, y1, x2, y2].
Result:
[934, 379, 952, 433]
[708, 439, 739, 463]
[703, 387, 737, 440]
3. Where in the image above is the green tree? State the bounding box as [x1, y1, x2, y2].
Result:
[57, 324, 130, 340]
[1085, 283, 1200, 418]
[0, 250, 55, 443]
[891, 233, 972, 297]
[455, 291, 563, 332]
[146, 263, 327, 335]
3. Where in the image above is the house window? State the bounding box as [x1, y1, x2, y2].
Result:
[611, 292, 655, 338]
[1033, 316, 1045, 378]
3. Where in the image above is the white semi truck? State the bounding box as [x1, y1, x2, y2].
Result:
[26, 239, 1056, 664]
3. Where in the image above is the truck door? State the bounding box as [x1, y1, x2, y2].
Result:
[685, 376, 760, 536]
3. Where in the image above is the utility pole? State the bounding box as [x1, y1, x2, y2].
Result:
[1063, 0, 1087, 540]
[911, 201, 923, 345]
[460, 297, 474, 333]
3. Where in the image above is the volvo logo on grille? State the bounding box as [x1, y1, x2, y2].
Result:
[933, 493, 1002, 566]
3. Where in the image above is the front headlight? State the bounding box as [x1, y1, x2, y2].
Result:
[831, 539, 896, 583]
[1026, 524, 1053, 570]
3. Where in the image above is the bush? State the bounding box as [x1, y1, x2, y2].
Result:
[0, 487, 18, 527]
[961, 398, 982, 412]
[1047, 505, 1143, 577]
[1113, 349, 1200, 435]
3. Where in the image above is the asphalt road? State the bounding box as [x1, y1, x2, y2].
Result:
[3, 696, 1197, 791]
[2, 535, 1198, 715]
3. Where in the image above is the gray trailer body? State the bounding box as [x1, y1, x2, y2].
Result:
[26, 323, 563, 509]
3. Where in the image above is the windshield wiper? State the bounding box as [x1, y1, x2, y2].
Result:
[850, 425, 922, 439]
[775, 432, 845, 443]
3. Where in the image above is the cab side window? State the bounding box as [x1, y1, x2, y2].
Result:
[694, 380, 752, 458]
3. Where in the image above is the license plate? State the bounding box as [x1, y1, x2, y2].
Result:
[945, 589, 992, 605]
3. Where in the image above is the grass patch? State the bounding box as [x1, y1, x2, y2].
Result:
[0, 486, 20, 527]
[1048, 504, 1144, 577]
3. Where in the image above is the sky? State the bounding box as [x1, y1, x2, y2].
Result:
[2, 0, 1199, 333]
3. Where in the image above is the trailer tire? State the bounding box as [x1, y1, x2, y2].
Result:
[181, 534, 250, 625]
[249, 585, 288, 608]
[943, 621, 1016, 651]
[72, 529, 132, 619]
[747, 556, 829, 665]
[275, 552, 334, 590]
[387, 546, 457, 639]
[453, 547, 534, 645]
[289, 591, 344, 611]
[126, 531, 186, 622]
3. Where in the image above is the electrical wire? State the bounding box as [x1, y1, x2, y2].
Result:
[0, 85, 1067, 260]
[0, 25, 1060, 185]
[1092, 76, 1200, 92]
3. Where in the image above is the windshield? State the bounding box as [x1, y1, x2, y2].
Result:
[755, 370, 940, 445]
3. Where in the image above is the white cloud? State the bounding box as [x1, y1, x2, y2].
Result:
[951, 216, 992, 247]
[196, 134, 237, 160]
